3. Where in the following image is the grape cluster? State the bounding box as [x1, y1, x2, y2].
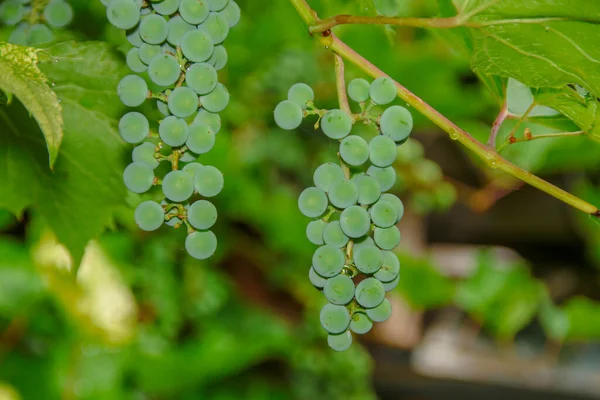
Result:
[1, 0, 73, 45]
[105, 0, 240, 260]
[275, 78, 413, 351]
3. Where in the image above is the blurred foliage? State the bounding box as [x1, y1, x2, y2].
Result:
[1, 0, 600, 399]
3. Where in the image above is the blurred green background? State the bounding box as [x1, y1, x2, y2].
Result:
[2, 0, 600, 399]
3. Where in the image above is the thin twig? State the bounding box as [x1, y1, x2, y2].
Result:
[334, 54, 352, 115]
[488, 101, 508, 148]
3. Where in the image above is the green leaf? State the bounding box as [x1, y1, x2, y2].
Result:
[0, 41, 129, 264]
[0, 42, 63, 167]
[397, 253, 455, 308]
[450, 1, 600, 96]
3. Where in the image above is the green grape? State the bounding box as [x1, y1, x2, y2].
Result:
[309, 267, 327, 289]
[157, 99, 170, 116]
[139, 13, 168, 44]
[159, 116, 189, 147]
[181, 30, 214, 62]
[27, 23, 54, 45]
[43, 0, 73, 28]
[319, 303, 350, 334]
[313, 163, 345, 193]
[298, 187, 328, 218]
[306, 220, 326, 246]
[186, 63, 218, 95]
[0, 0, 25, 25]
[374, 251, 400, 283]
[219, 0, 240, 28]
[126, 26, 143, 47]
[166, 15, 194, 46]
[434, 181, 457, 210]
[339, 205, 370, 238]
[274, 100, 303, 130]
[207, 0, 229, 11]
[374, 226, 401, 251]
[138, 43, 162, 64]
[321, 109, 352, 140]
[152, 0, 180, 15]
[354, 175, 381, 206]
[194, 109, 221, 134]
[186, 122, 215, 154]
[199, 12, 229, 44]
[411, 190, 436, 215]
[200, 82, 229, 113]
[123, 162, 154, 193]
[167, 87, 199, 118]
[380, 193, 404, 223]
[373, 0, 401, 17]
[370, 199, 398, 228]
[187, 200, 217, 230]
[162, 170, 195, 202]
[132, 142, 159, 169]
[369, 135, 397, 168]
[367, 298, 392, 322]
[8, 22, 28, 45]
[182, 161, 203, 178]
[340, 135, 369, 166]
[347, 78, 370, 103]
[350, 312, 373, 335]
[355, 277, 385, 309]
[380, 105, 413, 143]
[208, 45, 228, 70]
[328, 331, 352, 351]
[382, 274, 399, 291]
[322, 220, 349, 248]
[185, 230, 217, 260]
[312, 245, 344, 278]
[119, 111, 149, 144]
[288, 83, 314, 109]
[396, 138, 423, 163]
[328, 179, 358, 209]
[148, 54, 181, 87]
[413, 159, 443, 185]
[117, 74, 148, 107]
[353, 243, 383, 274]
[324, 274, 355, 305]
[194, 165, 224, 197]
[134, 201, 164, 231]
[369, 77, 396, 105]
[179, 0, 209, 24]
[126, 48, 147, 73]
[367, 165, 396, 192]
[180, 152, 197, 162]
[353, 235, 373, 249]
[106, 0, 140, 30]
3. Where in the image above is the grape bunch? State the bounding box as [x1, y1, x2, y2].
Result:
[274, 77, 413, 351]
[1, 0, 73, 45]
[104, 0, 240, 260]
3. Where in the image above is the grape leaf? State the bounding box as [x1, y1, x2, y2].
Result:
[0, 41, 129, 264]
[0, 42, 63, 167]
[449, 0, 600, 96]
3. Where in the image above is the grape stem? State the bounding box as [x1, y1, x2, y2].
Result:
[487, 101, 508, 148]
[287, 0, 600, 217]
[334, 54, 352, 116]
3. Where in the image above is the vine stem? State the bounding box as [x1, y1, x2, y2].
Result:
[487, 101, 507, 148]
[334, 54, 351, 115]
[287, 0, 600, 217]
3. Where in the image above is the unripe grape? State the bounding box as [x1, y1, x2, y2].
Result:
[348, 78, 370, 103]
[328, 331, 353, 352]
[185, 230, 218, 260]
[288, 83, 314, 109]
[355, 277, 385, 309]
[321, 109, 352, 139]
[369, 77, 396, 105]
[194, 165, 224, 197]
[187, 200, 217, 230]
[380, 105, 413, 143]
[134, 201, 164, 231]
[274, 100, 303, 130]
[162, 170, 195, 202]
[340, 135, 369, 166]
[320, 303, 350, 334]
[298, 187, 328, 218]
